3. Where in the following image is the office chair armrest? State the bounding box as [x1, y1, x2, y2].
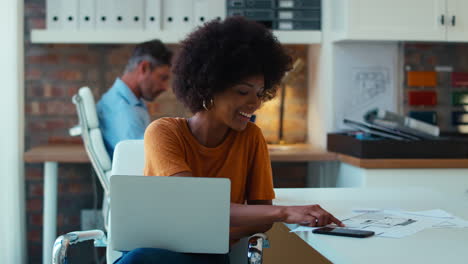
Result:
[69, 125, 82, 136]
[52, 229, 107, 264]
[247, 233, 268, 264]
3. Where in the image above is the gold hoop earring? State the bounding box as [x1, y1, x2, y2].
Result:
[202, 99, 213, 111]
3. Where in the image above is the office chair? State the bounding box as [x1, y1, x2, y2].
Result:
[69, 86, 113, 230]
[53, 139, 268, 264]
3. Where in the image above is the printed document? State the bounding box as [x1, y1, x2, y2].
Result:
[290, 208, 468, 238]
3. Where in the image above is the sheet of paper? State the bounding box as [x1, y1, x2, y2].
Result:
[290, 208, 468, 238]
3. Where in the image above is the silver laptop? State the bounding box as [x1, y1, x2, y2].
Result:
[110, 175, 231, 254]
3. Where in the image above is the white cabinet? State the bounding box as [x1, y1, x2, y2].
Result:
[333, 0, 468, 42]
[446, 0, 468, 41]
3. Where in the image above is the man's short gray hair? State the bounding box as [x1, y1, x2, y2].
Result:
[123, 55, 162, 74]
[123, 39, 173, 74]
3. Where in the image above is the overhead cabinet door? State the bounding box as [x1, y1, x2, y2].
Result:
[446, 0, 468, 42]
[337, 0, 446, 41]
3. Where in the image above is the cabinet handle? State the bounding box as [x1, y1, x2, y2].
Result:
[441, 14, 445, 25]
[452, 15, 456, 26]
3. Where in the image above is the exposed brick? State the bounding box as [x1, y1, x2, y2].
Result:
[25, 167, 43, 180]
[67, 183, 89, 194]
[87, 69, 99, 83]
[25, 2, 45, 16]
[28, 17, 46, 29]
[27, 119, 46, 131]
[26, 101, 47, 115]
[28, 182, 44, 197]
[43, 83, 67, 98]
[26, 68, 42, 80]
[57, 213, 65, 226]
[29, 212, 43, 227]
[26, 84, 44, 98]
[27, 198, 42, 212]
[28, 229, 41, 243]
[45, 101, 76, 115]
[46, 119, 70, 130]
[48, 136, 82, 144]
[67, 85, 80, 97]
[67, 54, 98, 65]
[58, 183, 67, 193]
[49, 69, 83, 81]
[28, 53, 59, 64]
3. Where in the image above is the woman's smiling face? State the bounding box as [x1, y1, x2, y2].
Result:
[211, 75, 265, 131]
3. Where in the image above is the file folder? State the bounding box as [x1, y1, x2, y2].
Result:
[145, 0, 162, 30]
[78, 0, 96, 30]
[162, 0, 193, 31]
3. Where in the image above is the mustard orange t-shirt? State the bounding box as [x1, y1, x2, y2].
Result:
[143, 117, 275, 203]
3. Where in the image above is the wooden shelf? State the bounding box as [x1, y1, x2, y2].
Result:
[337, 154, 468, 169]
[30, 29, 322, 44]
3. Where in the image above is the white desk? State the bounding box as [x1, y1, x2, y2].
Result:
[335, 154, 468, 199]
[272, 188, 468, 264]
[24, 144, 89, 264]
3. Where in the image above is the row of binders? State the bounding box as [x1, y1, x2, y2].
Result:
[46, 0, 225, 31]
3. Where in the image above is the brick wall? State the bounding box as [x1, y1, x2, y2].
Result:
[24, 0, 308, 262]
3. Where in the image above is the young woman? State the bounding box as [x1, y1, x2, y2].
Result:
[115, 16, 342, 264]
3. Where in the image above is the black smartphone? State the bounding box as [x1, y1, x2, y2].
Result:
[312, 227, 375, 238]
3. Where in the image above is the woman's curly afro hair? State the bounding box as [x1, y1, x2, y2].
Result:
[172, 16, 292, 113]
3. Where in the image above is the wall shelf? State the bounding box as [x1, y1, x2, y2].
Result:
[30, 29, 322, 44]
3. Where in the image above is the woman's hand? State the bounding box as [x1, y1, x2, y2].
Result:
[280, 204, 345, 227]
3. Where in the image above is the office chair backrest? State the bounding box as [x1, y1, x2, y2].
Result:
[105, 139, 145, 263]
[111, 140, 145, 176]
[72, 87, 112, 194]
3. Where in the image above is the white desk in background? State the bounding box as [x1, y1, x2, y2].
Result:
[24, 144, 89, 264]
[335, 154, 468, 199]
[269, 188, 468, 264]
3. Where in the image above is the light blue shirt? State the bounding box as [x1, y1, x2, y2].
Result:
[97, 78, 150, 158]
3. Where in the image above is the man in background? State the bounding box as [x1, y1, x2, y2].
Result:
[97, 39, 172, 158]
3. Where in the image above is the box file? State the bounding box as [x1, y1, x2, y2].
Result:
[452, 91, 468, 106]
[226, 0, 321, 30]
[407, 71, 437, 87]
[452, 112, 468, 125]
[47, 0, 79, 30]
[96, 0, 117, 30]
[114, 0, 144, 30]
[408, 111, 437, 125]
[228, 9, 274, 20]
[162, 0, 193, 31]
[145, 0, 162, 30]
[227, 0, 274, 8]
[451, 72, 468, 87]
[277, 10, 320, 20]
[47, 0, 61, 29]
[278, 0, 320, 8]
[193, 0, 225, 26]
[78, 0, 96, 30]
[275, 20, 320, 30]
[408, 90, 437, 106]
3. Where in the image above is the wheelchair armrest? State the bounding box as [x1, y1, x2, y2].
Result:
[52, 229, 107, 264]
[247, 233, 268, 264]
